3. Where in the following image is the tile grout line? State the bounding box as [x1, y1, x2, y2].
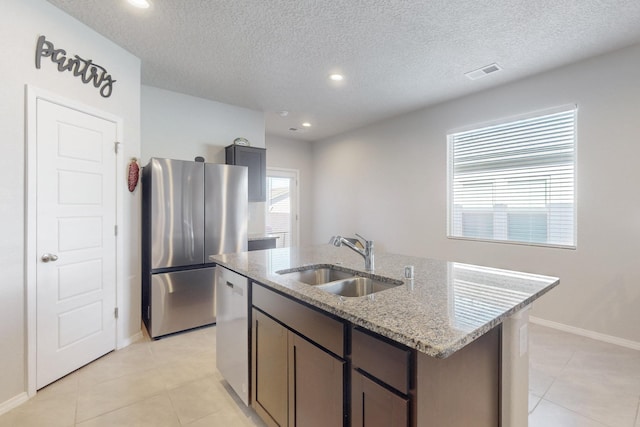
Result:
[530, 340, 596, 423]
[181, 407, 226, 426]
[165, 378, 188, 426]
[74, 391, 168, 426]
[536, 339, 639, 427]
[165, 373, 225, 426]
[535, 398, 615, 427]
[162, 388, 184, 426]
[537, 345, 572, 416]
[73, 376, 79, 427]
[164, 389, 183, 427]
[529, 328, 577, 418]
[528, 393, 543, 415]
[536, 346, 575, 402]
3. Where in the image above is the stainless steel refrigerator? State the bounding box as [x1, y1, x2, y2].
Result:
[141, 158, 248, 338]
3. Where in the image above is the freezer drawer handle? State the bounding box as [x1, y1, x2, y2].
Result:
[226, 281, 234, 288]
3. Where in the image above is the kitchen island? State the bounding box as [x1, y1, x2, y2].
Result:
[211, 245, 559, 427]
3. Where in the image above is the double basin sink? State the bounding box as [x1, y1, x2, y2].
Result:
[276, 265, 403, 298]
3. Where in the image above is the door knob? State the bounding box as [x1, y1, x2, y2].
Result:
[41, 253, 59, 262]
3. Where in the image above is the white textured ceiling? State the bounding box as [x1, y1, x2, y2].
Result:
[46, 0, 640, 141]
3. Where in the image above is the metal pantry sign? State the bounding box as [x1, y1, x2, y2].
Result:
[35, 35, 116, 98]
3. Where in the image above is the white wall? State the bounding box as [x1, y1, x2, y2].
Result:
[141, 85, 266, 233]
[141, 85, 265, 161]
[265, 135, 314, 247]
[0, 0, 141, 406]
[312, 43, 640, 344]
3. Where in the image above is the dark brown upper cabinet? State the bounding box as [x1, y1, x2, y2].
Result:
[225, 145, 266, 202]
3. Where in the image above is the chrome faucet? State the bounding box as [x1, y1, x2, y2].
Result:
[329, 233, 375, 271]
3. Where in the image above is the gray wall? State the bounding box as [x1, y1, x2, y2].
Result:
[311, 43, 640, 344]
[265, 135, 314, 247]
[140, 90, 316, 246]
[141, 85, 267, 235]
[0, 0, 141, 405]
[141, 85, 265, 162]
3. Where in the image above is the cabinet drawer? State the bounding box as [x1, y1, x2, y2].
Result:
[253, 283, 345, 357]
[351, 327, 411, 394]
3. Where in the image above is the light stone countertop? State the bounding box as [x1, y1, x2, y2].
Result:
[247, 234, 280, 241]
[210, 245, 559, 358]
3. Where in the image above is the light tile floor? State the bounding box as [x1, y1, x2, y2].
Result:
[528, 324, 640, 427]
[0, 326, 265, 427]
[1, 323, 638, 426]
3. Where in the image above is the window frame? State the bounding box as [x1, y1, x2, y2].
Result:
[446, 105, 578, 249]
[265, 167, 299, 248]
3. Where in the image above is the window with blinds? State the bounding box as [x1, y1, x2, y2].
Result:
[447, 107, 576, 248]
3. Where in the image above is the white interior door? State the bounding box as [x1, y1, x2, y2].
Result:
[265, 169, 299, 247]
[36, 98, 117, 389]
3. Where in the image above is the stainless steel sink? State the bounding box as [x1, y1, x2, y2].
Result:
[276, 265, 402, 297]
[277, 267, 354, 285]
[316, 277, 400, 297]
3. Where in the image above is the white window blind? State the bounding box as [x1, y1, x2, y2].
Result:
[448, 107, 576, 247]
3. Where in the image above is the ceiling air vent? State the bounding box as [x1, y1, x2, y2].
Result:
[465, 63, 502, 80]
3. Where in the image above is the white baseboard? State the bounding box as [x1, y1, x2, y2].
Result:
[117, 330, 143, 350]
[0, 392, 29, 416]
[529, 316, 640, 351]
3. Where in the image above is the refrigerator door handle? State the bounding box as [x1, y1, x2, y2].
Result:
[226, 281, 234, 288]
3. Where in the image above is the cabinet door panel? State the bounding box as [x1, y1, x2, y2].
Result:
[352, 328, 411, 394]
[289, 333, 344, 427]
[352, 370, 409, 427]
[226, 145, 266, 202]
[238, 148, 265, 202]
[252, 309, 288, 427]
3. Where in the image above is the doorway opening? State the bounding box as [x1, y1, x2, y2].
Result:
[265, 168, 299, 248]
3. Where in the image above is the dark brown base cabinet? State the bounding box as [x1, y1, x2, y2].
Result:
[251, 284, 346, 427]
[248, 281, 500, 427]
[351, 328, 412, 427]
[252, 309, 288, 426]
[289, 333, 344, 427]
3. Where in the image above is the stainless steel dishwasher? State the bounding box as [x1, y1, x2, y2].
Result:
[215, 266, 249, 406]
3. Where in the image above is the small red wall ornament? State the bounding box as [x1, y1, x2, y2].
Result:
[128, 158, 140, 192]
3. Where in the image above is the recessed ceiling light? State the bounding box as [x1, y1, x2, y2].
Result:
[277, 110, 289, 117]
[302, 122, 311, 127]
[329, 74, 344, 81]
[127, 0, 151, 9]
